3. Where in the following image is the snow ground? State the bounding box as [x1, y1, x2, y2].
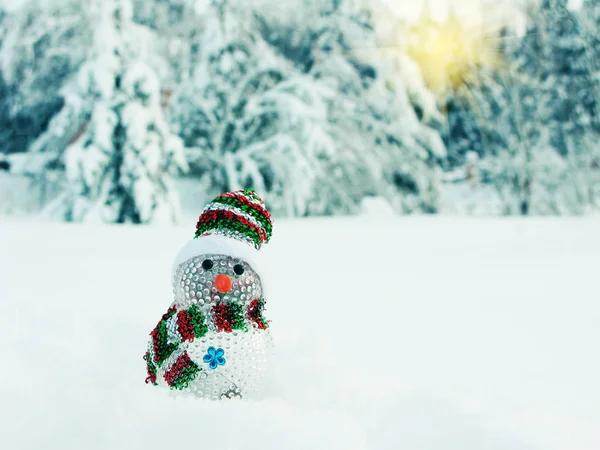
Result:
[1, 217, 599, 450]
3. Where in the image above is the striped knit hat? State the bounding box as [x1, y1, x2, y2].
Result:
[172, 189, 273, 279]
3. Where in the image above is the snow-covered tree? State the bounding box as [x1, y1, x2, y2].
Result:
[579, 0, 600, 209]
[442, 95, 485, 169]
[470, 8, 589, 216]
[580, 0, 600, 138]
[439, 0, 600, 216]
[35, 0, 187, 223]
[170, 0, 348, 216]
[473, 72, 575, 215]
[530, 0, 599, 213]
[252, 0, 446, 213]
[132, 0, 200, 87]
[581, 0, 600, 99]
[0, 0, 90, 155]
[0, 9, 12, 155]
[530, 0, 596, 155]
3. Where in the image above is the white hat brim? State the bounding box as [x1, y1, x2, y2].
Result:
[171, 233, 263, 282]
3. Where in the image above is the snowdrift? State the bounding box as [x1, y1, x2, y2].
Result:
[1, 217, 599, 450]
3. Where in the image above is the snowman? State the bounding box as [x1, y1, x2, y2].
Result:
[144, 189, 273, 400]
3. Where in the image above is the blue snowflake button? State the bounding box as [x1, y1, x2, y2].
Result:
[203, 346, 226, 370]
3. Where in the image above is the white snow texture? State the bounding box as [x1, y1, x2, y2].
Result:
[1, 217, 599, 450]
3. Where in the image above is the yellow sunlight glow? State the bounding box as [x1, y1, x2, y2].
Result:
[406, 6, 501, 95]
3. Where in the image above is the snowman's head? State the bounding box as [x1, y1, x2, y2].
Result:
[171, 189, 273, 293]
[173, 253, 263, 313]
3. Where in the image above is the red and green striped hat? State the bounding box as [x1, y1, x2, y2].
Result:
[172, 189, 273, 278]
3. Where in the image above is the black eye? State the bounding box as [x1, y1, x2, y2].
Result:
[233, 264, 244, 275]
[202, 259, 213, 270]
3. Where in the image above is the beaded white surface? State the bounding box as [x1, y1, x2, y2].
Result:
[170, 330, 272, 400]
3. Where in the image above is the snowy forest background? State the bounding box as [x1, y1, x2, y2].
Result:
[0, 0, 598, 222]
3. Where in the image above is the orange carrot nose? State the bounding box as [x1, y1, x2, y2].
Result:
[214, 274, 233, 293]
